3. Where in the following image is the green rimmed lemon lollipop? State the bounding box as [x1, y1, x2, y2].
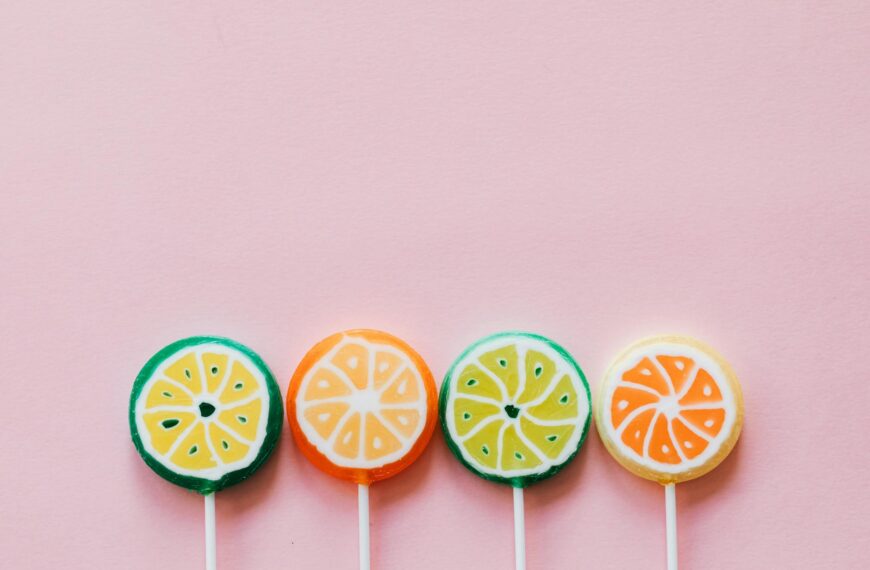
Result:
[439, 331, 591, 569]
[129, 336, 282, 569]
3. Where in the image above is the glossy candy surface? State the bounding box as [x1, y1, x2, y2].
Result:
[287, 329, 437, 484]
[129, 336, 283, 494]
[439, 332, 591, 487]
[595, 335, 744, 484]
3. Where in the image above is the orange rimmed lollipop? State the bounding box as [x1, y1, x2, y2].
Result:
[287, 329, 437, 569]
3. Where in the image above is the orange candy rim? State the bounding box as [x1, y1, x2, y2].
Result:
[286, 329, 438, 485]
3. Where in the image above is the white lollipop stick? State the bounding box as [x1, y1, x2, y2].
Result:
[513, 486, 526, 570]
[359, 484, 371, 570]
[665, 483, 678, 570]
[204, 493, 216, 570]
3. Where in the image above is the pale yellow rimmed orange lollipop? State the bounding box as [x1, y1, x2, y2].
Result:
[595, 335, 743, 569]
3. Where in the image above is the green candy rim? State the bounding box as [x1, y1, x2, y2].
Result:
[129, 336, 283, 494]
[439, 331, 592, 488]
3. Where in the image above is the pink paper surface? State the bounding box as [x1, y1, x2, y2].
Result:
[1, 2, 868, 568]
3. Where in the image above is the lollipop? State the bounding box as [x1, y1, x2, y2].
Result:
[287, 329, 437, 569]
[439, 331, 591, 570]
[595, 335, 744, 569]
[129, 336, 283, 569]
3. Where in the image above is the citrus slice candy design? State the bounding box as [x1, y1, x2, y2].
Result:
[595, 335, 744, 484]
[439, 332, 591, 487]
[287, 330, 437, 484]
[129, 337, 283, 493]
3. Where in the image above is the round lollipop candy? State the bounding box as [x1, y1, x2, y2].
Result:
[595, 335, 744, 569]
[129, 336, 283, 569]
[439, 331, 591, 570]
[287, 329, 437, 570]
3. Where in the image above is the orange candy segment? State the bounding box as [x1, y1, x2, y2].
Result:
[380, 368, 420, 404]
[622, 357, 672, 395]
[373, 351, 403, 389]
[611, 385, 659, 427]
[287, 330, 437, 484]
[671, 417, 709, 459]
[619, 408, 656, 456]
[647, 413, 681, 464]
[333, 412, 361, 460]
[680, 408, 726, 437]
[679, 368, 723, 405]
[304, 368, 352, 400]
[303, 402, 351, 439]
[330, 343, 369, 390]
[364, 413, 403, 460]
[655, 355, 694, 394]
[381, 409, 421, 438]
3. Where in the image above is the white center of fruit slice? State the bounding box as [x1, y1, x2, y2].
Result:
[134, 343, 271, 481]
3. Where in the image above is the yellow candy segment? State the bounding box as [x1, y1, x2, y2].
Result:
[516, 349, 558, 404]
[456, 364, 503, 401]
[208, 422, 250, 464]
[219, 360, 259, 405]
[462, 419, 504, 470]
[201, 352, 229, 394]
[501, 424, 542, 471]
[217, 399, 262, 441]
[478, 345, 520, 399]
[170, 422, 217, 470]
[526, 374, 578, 422]
[144, 379, 194, 409]
[453, 397, 502, 437]
[142, 411, 197, 454]
[163, 353, 203, 394]
[519, 416, 576, 460]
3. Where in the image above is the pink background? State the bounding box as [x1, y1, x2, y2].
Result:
[2, 2, 868, 568]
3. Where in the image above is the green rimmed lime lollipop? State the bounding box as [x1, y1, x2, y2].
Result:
[439, 331, 591, 569]
[129, 336, 283, 568]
